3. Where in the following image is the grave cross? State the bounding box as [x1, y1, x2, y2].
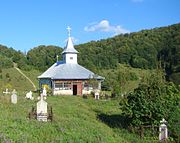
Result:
[12, 89, 17, 94]
[3, 88, 10, 95]
[56, 55, 59, 62]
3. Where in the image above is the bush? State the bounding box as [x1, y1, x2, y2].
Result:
[168, 107, 180, 142]
[120, 71, 179, 141]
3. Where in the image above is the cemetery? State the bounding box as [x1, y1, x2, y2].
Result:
[0, 16, 179, 143]
[0, 28, 178, 141]
[0, 84, 177, 143]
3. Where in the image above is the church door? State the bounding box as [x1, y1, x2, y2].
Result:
[73, 85, 77, 95]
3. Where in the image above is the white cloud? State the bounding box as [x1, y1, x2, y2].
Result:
[84, 20, 129, 35]
[131, 0, 144, 3]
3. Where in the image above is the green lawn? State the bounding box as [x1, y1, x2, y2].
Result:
[0, 95, 144, 143]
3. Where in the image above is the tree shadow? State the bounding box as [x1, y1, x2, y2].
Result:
[97, 113, 130, 129]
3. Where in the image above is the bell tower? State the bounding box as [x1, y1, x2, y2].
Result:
[62, 26, 78, 64]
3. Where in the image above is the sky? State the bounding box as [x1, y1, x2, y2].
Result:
[0, 0, 179, 52]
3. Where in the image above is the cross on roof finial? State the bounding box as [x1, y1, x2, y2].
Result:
[67, 26, 71, 37]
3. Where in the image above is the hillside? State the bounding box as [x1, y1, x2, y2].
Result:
[0, 64, 151, 95]
[0, 95, 144, 143]
[0, 68, 40, 93]
[76, 23, 180, 85]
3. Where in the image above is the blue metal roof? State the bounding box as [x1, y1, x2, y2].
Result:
[38, 61, 104, 80]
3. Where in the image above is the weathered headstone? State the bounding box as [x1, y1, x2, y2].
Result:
[25, 91, 34, 100]
[11, 89, 17, 104]
[95, 91, 99, 100]
[159, 118, 168, 141]
[3, 88, 10, 95]
[37, 93, 47, 122]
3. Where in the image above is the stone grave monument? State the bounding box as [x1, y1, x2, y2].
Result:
[42, 87, 47, 96]
[11, 89, 17, 104]
[3, 88, 10, 95]
[36, 93, 48, 122]
[25, 91, 34, 100]
[95, 91, 99, 100]
[159, 118, 168, 141]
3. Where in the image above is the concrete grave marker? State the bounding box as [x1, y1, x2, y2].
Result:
[3, 88, 10, 95]
[95, 91, 99, 100]
[25, 91, 34, 100]
[42, 87, 47, 96]
[159, 118, 168, 141]
[11, 89, 17, 104]
[37, 93, 48, 122]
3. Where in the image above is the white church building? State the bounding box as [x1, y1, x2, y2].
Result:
[38, 27, 104, 95]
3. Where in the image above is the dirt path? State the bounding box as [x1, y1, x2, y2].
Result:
[13, 64, 37, 91]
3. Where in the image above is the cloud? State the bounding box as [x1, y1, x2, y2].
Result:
[131, 0, 144, 3]
[84, 20, 129, 35]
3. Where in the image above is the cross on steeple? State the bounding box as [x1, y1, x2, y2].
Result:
[67, 26, 71, 37]
[56, 55, 59, 62]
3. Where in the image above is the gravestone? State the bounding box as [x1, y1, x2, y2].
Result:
[159, 118, 168, 141]
[3, 88, 10, 95]
[25, 91, 34, 100]
[37, 93, 48, 122]
[11, 89, 17, 104]
[42, 87, 47, 96]
[95, 91, 99, 100]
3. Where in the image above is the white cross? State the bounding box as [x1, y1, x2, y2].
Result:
[12, 89, 17, 94]
[3, 88, 10, 95]
[56, 55, 59, 62]
[67, 26, 71, 37]
[160, 118, 167, 124]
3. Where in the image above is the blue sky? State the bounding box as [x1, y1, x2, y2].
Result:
[0, 0, 179, 51]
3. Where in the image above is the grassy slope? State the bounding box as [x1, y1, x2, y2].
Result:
[0, 95, 143, 143]
[0, 65, 150, 94]
[0, 68, 40, 93]
[100, 64, 152, 93]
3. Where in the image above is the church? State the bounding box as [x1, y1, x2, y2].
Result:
[38, 27, 104, 95]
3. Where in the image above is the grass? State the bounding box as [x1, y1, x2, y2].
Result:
[99, 64, 152, 93]
[0, 95, 145, 143]
[0, 68, 40, 93]
[22, 69, 42, 88]
[0, 66, 159, 142]
[0, 65, 151, 94]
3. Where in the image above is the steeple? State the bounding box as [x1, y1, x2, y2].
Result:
[62, 26, 78, 64]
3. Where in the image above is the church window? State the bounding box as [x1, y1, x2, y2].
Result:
[55, 83, 63, 89]
[64, 82, 71, 90]
[54, 82, 71, 90]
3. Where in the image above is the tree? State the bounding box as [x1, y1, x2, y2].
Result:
[120, 71, 179, 127]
